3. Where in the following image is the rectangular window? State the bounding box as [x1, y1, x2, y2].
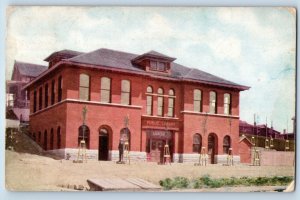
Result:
[209, 91, 217, 114]
[79, 74, 90, 101]
[167, 97, 174, 117]
[44, 84, 48, 108]
[157, 62, 166, 71]
[150, 61, 157, 70]
[121, 80, 130, 105]
[157, 96, 164, 116]
[39, 87, 43, 110]
[51, 80, 55, 105]
[58, 76, 62, 102]
[193, 89, 202, 112]
[100, 77, 111, 103]
[33, 90, 37, 112]
[224, 93, 231, 115]
[146, 95, 153, 115]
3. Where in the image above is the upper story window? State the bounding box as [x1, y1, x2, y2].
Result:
[79, 74, 90, 101]
[57, 76, 62, 102]
[209, 91, 217, 114]
[167, 89, 175, 117]
[121, 80, 131, 105]
[51, 80, 55, 105]
[33, 90, 37, 112]
[100, 77, 111, 103]
[157, 88, 164, 116]
[224, 93, 231, 115]
[44, 83, 48, 108]
[193, 89, 202, 112]
[150, 61, 167, 72]
[146, 86, 153, 115]
[39, 87, 43, 110]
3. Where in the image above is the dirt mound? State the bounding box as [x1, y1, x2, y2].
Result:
[7, 129, 43, 155]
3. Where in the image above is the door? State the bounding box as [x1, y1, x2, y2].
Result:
[98, 134, 109, 160]
[208, 134, 216, 164]
[150, 140, 164, 163]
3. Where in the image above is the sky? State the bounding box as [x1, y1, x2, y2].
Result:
[5, 6, 296, 132]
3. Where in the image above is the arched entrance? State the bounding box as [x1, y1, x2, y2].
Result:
[208, 133, 218, 164]
[98, 127, 110, 161]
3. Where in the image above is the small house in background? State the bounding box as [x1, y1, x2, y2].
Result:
[6, 61, 47, 123]
[238, 135, 254, 164]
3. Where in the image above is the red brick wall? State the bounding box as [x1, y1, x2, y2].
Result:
[182, 113, 240, 155]
[260, 151, 295, 166]
[28, 64, 242, 157]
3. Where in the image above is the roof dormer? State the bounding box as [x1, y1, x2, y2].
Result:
[44, 49, 83, 68]
[132, 51, 176, 74]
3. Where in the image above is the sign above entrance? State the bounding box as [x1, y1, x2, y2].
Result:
[142, 117, 180, 131]
[146, 130, 172, 140]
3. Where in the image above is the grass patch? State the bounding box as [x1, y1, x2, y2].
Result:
[159, 175, 293, 190]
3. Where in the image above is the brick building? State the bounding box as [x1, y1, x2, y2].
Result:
[24, 48, 249, 163]
[6, 61, 47, 122]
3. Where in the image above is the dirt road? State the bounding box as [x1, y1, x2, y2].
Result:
[5, 150, 295, 191]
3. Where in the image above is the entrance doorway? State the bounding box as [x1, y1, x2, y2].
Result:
[146, 130, 173, 163]
[208, 133, 218, 164]
[98, 128, 109, 161]
[149, 140, 164, 163]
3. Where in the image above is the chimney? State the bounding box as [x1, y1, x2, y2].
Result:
[283, 129, 286, 134]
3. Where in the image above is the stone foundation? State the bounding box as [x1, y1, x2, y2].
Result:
[46, 149, 241, 164]
[215, 155, 240, 165]
[47, 149, 147, 161]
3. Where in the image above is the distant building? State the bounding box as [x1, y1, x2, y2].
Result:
[239, 120, 282, 139]
[6, 61, 47, 122]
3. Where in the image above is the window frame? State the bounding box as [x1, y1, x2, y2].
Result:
[193, 133, 202, 153]
[57, 76, 63, 102]
[224, 93, 231, 115]
[157, 87, 164, 116]
[209, 91, 217, 114]
[167, 89, 175, 117]
[79, 73, 90, 101]
[100, 77, 111, 103]
[44, 83, 48, 108]
[121, 80, 131, 105]
[193, 89, 202, 112]
[146, 86, 153, 115]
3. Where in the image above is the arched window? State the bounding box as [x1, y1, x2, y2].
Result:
[38, 131, 41, 143]
[44, 83, 48, 108]
[44, 130, 48, 150]
[33, 90, 37, 112]
[224, 93, 231, 115]
[57, 127, 61, 149]
[167, 89, 175, 117]
[157, 88, 164, 116]
[39, 87, 43, 110]
[50, 128, 54, 150]
[51, 80, 55, 105]
[79, 74, 90, 101]
[78, 125, 90, 149]
[58, 76, 63, 102]
[100, 77, 111, 103]
[193, 134, 202, 153]
[146, 86, 153, 115]
[193, 89, 202, 112]
[223, 135, 231, 154]
[121, 80, 131, 105]
[120, 128, 131, 149]
[209, 91, 217, 114]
